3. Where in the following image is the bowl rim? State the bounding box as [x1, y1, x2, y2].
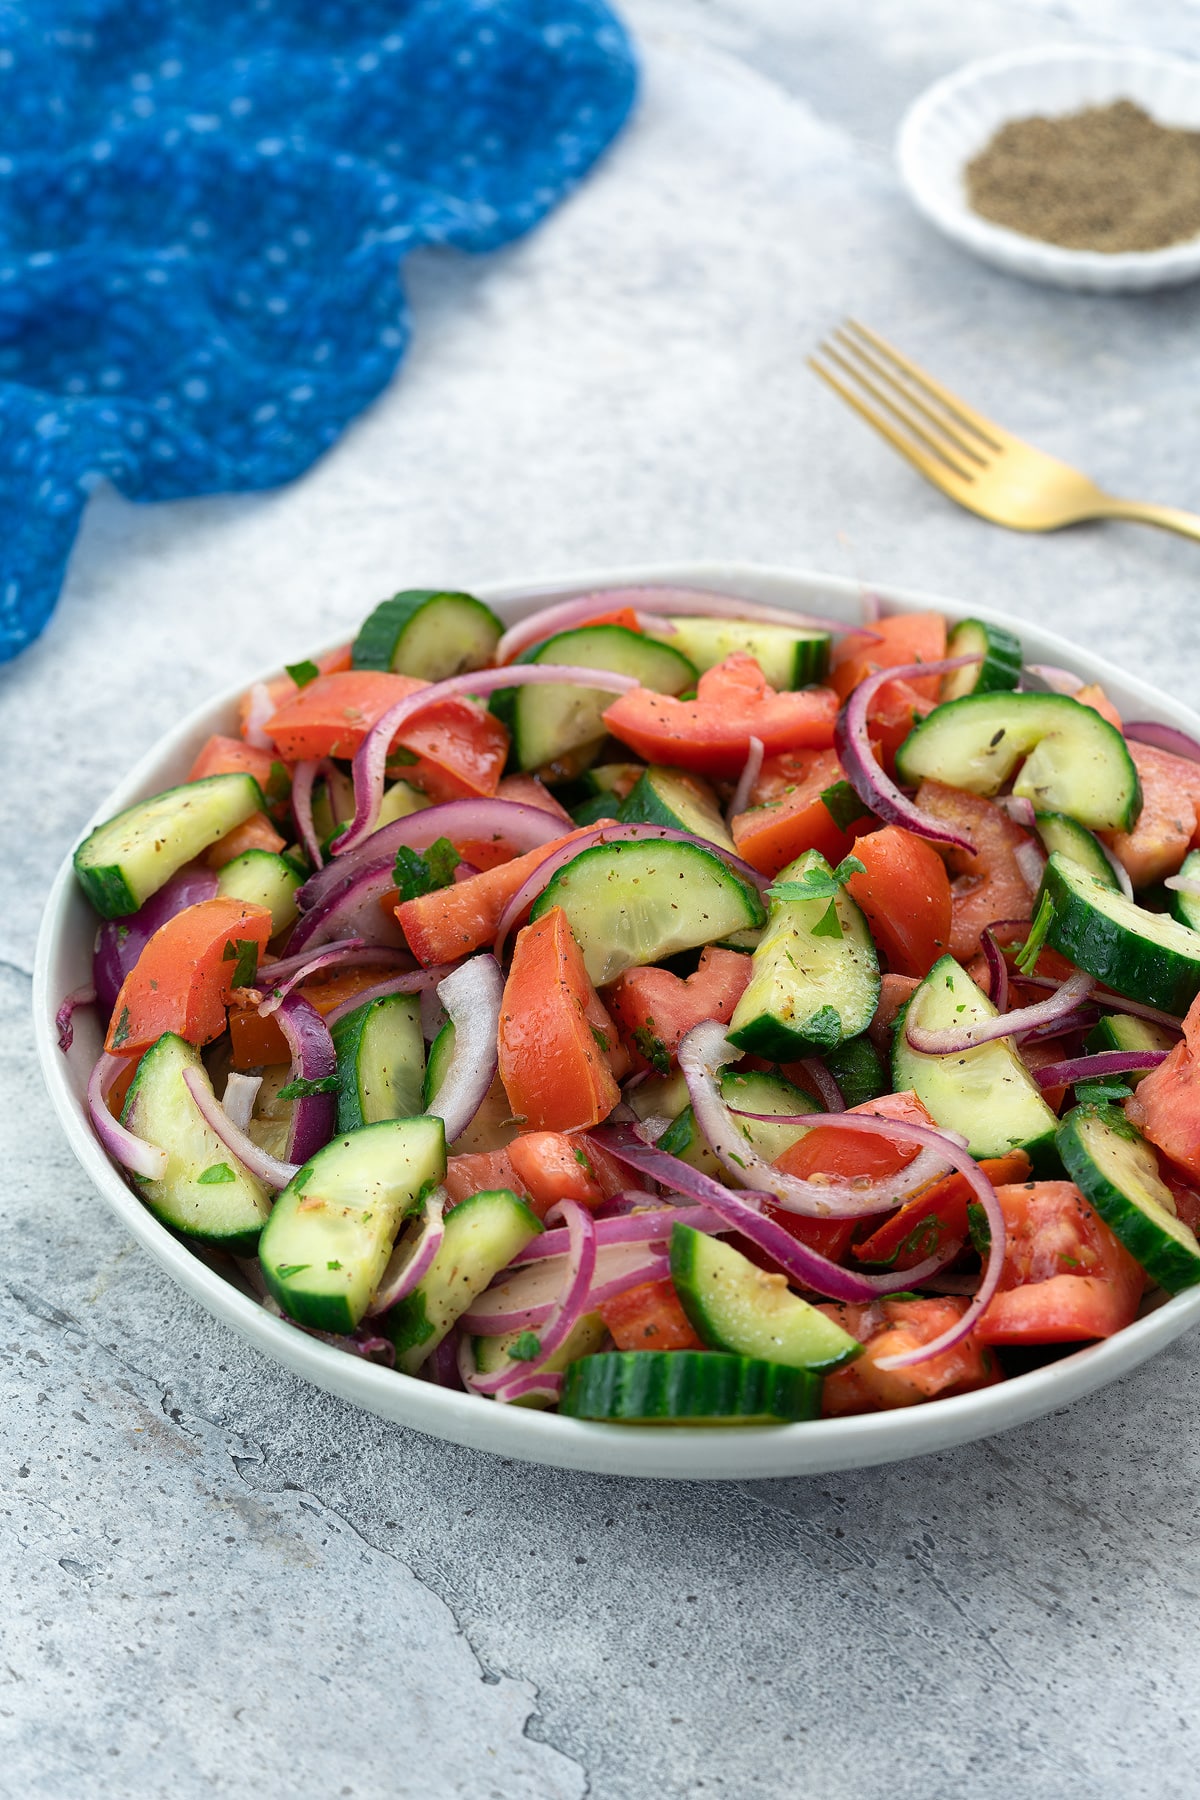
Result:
[33, 557, 1200, 1479]
[896, 43, 1200, 281]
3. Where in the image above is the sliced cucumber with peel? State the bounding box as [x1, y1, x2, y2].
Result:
[822, 1033, 887, 1108]
[941, 619, 1022, 702]
[259, 1116, 447, 1333]
[122, 1033, 271, 1253]
[727, 849, 879, 1060]
[670, 1225, 861, 1371]
[1170, 849, 1200, 932]
[895, 692, 1141, 833]
[530, 838, 766, 987]
[643, 616, 830, 690]
[331, 992, 424, 1132]
[1057, 1104, 1200, 1292]
[216, 848, 303, 935]
[892, 953, 1060, 1170]
[1084, 1013, 1177, 1084]
[617, 766, 736, 854]
[1038, 851, 1200, 1015]
[1033, 812, 1119, 890]
[75, 772, 264, 918]
[559, 1350, 821, 1424]
[659, 1069, 816, 1182]
[352, 589, 502, 680]
[386, 1187, 543, 1373]
[494, 624, 697, 773]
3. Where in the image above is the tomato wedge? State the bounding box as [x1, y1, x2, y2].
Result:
[1127, 990, 1200, 1180]
[606, 946, 752, 1073]
[506, 1132, 626, 1216]
[188, 734, 280, 791]
[772, 1090, 937, 1186]
[227, 964, 398, 1070]
[914, 779, 1037, 960]
[818, 1298, 998, 1414]
[845, 826, 952, 978]
[265, 670, 509, 802]
[601, 654, 838, 777]
[105, 897, 273, 1056]
[731, 747, 867, 878]
[974, 1181, 1144, 1345]
[207, 811, 287, 869]
[443, 1148, 532, 1210]
[498, 907, 621, 1132]
[852, 1149, 1032, 1270]
[830, 612, 947, 704]
[597, 1278, 703, 1351]
[1101, 741, 1198, 888]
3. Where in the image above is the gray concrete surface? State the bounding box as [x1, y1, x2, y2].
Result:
[6, 2, 1200, 1794]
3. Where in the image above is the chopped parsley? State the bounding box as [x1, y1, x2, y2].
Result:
[278, 1074, 341, 1100]
[508, 1331, 542, 1362]
[197, 1162, 236, 1185]
[285, 658, 320, 689]
[1014, 890, 1055, 976]
[393, 836, 460, 902]
[632, 1022, 671, 1077]
[819, 781, 871, 833]
[275, 1264, 311, 1279]
[222, 937, 260, 988]
[110, 1005, 131, 1048]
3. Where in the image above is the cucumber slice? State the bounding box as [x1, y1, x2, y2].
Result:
[941, 619, 1022, 701]
[259, 1116, 447, 1333]
[122, 1034, 270, 1253]
[1057, 1103, 1200, 1292]
[669, 1225, 861, 1371]
[892, 953, 1060, 1169]
[895, 693, 1141, 833]
[572, 794, 620, 828]
[617, 766, 736, 854]
[530, 839, 766, 987]
[74, 772, 264, 918]
[659, 1070, 816, 1181]
[375, 780, 432, 829]
[1039, 851, 1200, 1015]
[559, 1350, 821, 1424]
[422, 1018, 455, 1110]
[1033, 811, 1119, 890]
[1084, 1013, 1177, 1083]
[352, 589, 502, 680]
[216, 848, 302, 936]
[386, 1188, 543, 1373]
[494, 625, 697, 774]
[644, 617, 830, 689]
[473, 1313, 608, 1406]
[625, 1070, 692, 1124]
[585, 762, 644, 798]
[1171, 848, 1200, 932]
[726, 850, 879, 1059]
[822, 1034, 887, 1108]
[331, 993, 424, 1132]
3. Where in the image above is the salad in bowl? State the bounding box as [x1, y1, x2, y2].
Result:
[47, 573, 1200, 1450]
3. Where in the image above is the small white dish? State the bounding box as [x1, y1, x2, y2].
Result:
[33, 561, 1200, 1478]
[897, 46, 1200, 292]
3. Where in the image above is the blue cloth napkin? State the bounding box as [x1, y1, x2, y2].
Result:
[0, 0, 636, 661]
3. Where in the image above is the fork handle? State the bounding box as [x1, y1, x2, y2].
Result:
[1102, 499, 1200, 543]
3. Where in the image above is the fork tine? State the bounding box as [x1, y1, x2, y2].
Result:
[814, 341, 978, 482]
[831, 327, 989, 468]
[843, 319, 1005, 453]
[807, 353, 975, 492]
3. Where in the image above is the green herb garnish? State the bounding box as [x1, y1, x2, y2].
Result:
[278, 1074, 341, 1101]
[197, 1162, 236, 1185]
[1014, 891, 1055, 975]
[393, 836, 460, 903]
[285, 658, 320, 689]
[509, 1331, 542, 1363]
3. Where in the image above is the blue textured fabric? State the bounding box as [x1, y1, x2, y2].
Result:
[0, 0, 635, 660]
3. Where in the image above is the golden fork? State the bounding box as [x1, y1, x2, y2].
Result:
[809, 319, 1200, 542]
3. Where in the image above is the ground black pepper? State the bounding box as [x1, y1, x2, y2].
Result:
[965, 98, 1200, 252]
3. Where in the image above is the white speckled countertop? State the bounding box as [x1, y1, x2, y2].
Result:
[7, 3, 1200, 1793]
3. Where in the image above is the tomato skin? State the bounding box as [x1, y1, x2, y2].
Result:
[732, 1206, 858, 1277]
[598, 1278, 703, 1351]
[974, 1180, 1144, 1345]
[443, 1148, 532, 1210]
[830, 612, 948, 706]
[605, 947, 752, 1072]
[1076, 684, 1123, 731]
[773, 1089, 937, 1186]
[265, 670, 508, 801]
[1127, 992, 1200, 1180]
[846, 826, 952, 978]
[495, 773, 572, 822]
[227, 964, 397, 1070]
[853, 1149, 1032, 1270]
[498, 907, 620, 1132]
[818, 1297, 998, 1414]
[731, 747, 864, 878]
[914, 779, 1037, 959]
[105, 898, 273, 1056]
[188, 734, 279, 791]
[506, 1132, 626, 1216]
[601, 654, 838, 777]
[1101, 742, 1197, 888]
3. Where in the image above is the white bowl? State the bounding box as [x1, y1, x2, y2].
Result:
[33, 560, 1200, 1478]
[897, 46, 1200, 291]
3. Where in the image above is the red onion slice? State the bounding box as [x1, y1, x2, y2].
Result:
[795, 1057, 845, 1113]
[222, 1071, 263, 1134]
[56, 983, 96, 1053]
[509, 1204, 729, 1264]
[995, 795, 1037, 830]
[243, 681, 276, 750]
[287, 857, 411, 953]
[1013, 975, 1184, 1033]
[1024, 663, 1084, 696]
[93, 864, 219, 1013]
[904, 968, 1094, 1056]
[1033, 1048, 1169, 1089]
[495, 586, 871, 665]
[336, 665, 640, 858]
[1097, 838, 1134, 899]
[980, 930, 1009, 1013]
[678, 1021, 954, 1217]
[462, 1243, 672, 1333]
[834, 655, 983, 852]
[323, 965, 455, 1028]
[492, 821, 768, 960]
[1013, 839, 1047, 891]
[181, 1065, 298, 1189]
[590, 1124, 957, 1303]
[1125, 721, 1200, 765]
[275, 992, 337, 1166]
[728, 735, 764, 823]
[492, 1367, 565, 1405]
[258, 942, 410, 1015]
[368, 1189, 447, 1315]
[424, 957, 503, 1144]
[291, 757, 333, 871]
[470, 1199, 597, 1395]
[1165, 873, 1200, 898]
[88, 1052, 168, 1181]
